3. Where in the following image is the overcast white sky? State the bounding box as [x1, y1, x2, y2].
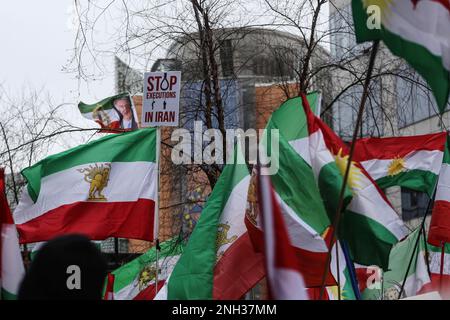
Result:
[0, 0, 330, 159]
[0, 1, 329, 104]
[0, 1, 115, 104]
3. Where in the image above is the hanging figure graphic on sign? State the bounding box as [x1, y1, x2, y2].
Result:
[112, 96, 138, 130]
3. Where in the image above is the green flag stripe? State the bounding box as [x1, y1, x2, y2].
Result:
[167, 146, 249, 299]
[318, 162, 353, 223]
[267, 92, 319, 142]
[266, 121, 331, 234]
[1, 288, 17, 300]
[112, 238, 183, 292]
[341, 210, 398, 268]
[352, 1, 450, 111]
[428, 242, 450, 254]
[22, 128, 156, 202]
[376, 170, 438, 197]
[443, 138, 450, 164]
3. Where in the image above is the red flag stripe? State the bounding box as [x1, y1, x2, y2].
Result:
[16, 199, 155, 243]
[353, 133, 447, 161]
[104, 273, 115, 300]
[257, 166, 308, 299]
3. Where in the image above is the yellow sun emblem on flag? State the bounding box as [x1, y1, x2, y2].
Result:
[334, 148, 362, 191]
[387, 157, 406, 176]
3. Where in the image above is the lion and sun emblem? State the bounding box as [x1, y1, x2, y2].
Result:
[78, 163, 112, 201]
[137, 264, 158, 291]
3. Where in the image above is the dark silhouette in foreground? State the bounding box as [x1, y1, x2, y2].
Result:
[18, 234, 107, 300]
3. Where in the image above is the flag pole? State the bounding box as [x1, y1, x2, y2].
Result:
[341, 240, 362, 300]
[397, 183, 437, 299]
[319, 40, 380, 300]
[440, 242, 446, 292]
[422, 222, 432, 276]
[335, 242, 341, 300]
[154, 126, 161, 296]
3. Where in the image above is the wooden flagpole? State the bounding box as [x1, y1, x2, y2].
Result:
[319, 40, 380, 300]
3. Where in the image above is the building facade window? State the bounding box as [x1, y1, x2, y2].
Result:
[396, 67, 444, 128]
[329, 4, 371, 61]
[401, 187, 430, 221]
[220, 39, 234, 77]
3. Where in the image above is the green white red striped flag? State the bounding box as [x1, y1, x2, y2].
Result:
[354, 132, 447, 196]
[426, 242, 450, 299]
[110, 238, 183, 300]
[361, 228, 431, 300]
[352, 0, 450, 111]
[428, 136, 450, 246]
[13, 128, 158, 243]
[163, 144, 264, 299]
[300, 93, 407, 269]
[252, 125, 337, 288]
[1, 168, 25, 300]
[257, 166, 309, 299]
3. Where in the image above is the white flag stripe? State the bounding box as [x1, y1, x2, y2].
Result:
[402, 251, 431, 297]
[14, 161, 157, 224]
[435, 164, 450, 202]
[216, 176, 250, 256]
[289, 138, 311, 166]
[360, 149, 443, 180]
[385, 1, 450, 70]
[1, 224, 25, 295]
[347, 181, 408, 240]
[276, 194, 329, 253]
[429, 250, 450, 275]
[308, 130, 336, 178]
[259, 167, 308, 300]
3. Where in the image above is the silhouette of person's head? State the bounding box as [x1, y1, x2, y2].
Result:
[18, 234, 107, 300]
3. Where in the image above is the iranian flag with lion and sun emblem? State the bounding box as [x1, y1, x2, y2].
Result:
[157, 143, 264, 300]
[13, 128, 158, 243]
[109, 238, 183, 300]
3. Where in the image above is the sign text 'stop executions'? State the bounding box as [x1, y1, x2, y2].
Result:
[142, 71, 181, 127]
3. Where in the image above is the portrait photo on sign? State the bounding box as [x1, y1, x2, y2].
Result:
[111, 95, 139, 130]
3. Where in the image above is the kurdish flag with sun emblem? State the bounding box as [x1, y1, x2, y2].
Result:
[354, 132, 447, 196]
[13, 128, 158, 243]
[300, 94, 407, 269]
[352, 0, 450, 111]
[110, 238, 183, 300]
